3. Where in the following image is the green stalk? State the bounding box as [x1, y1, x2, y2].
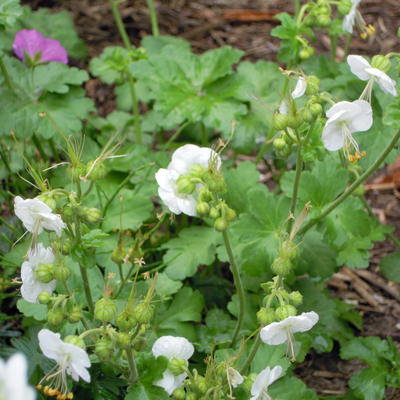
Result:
[79, 264, 95, 315]
[126, 72, 142, 144]
[288, 144, 303, 231]
[330, 34, 338, 60]
[298, 129, 400, 236]
[126, 347, 139, 384]
[146, 0, 160, 36]
[32, 134, 47, 160]
[161, 121, 190, 151]
[109, 0, 132, 49]
[294, 0, 301, 16]
[240, 335, 261, 374]
[222, 230, 245, 347]
[0, 56, 14, 91]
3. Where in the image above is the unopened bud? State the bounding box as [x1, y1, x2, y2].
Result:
[48, 308, 64, 326]
[306, 76, 320, 95]
[194, 376, 207, 394]
[371, 55, 391, 73]
[287, 114, 303, 128]
[94, 298, 117, 322]
[309, 103, 323, 116]
[190, 165, 207, 177]
[273, 137, 287, 150]
[116, 310, 136, 331]
[275, 305, 297, 320]
[289, 291, 303, 306]
[117, 332, 131, 349]
[209, 207, 220, 220]
[317, 14, 331, 27]
[338, 0, 352, 15]
[68, 163, 86, 181]
[214, 217, 228, 232]
[271, 257, 292, 276]
[280, 240, 298, 260]
[86, 160, 107, 180]
[112, 247, 125, 264]
[83, 207, 102, 224]
[38, 291, 52, 304]
[225, 208, 236, 222]
[64, 335, 85, 349]
[35, 263, 54, 283]
[53, 263, 70, 281]
[61, 240, 71, 255]
[257, 308, 276, 325]
[272, 113, 289, 131]
[176, 175, 195, 194]
[168, 358, 187, 375]
[172, 388, 186, 400]
[186, 394, 196, 400]
[196, 202, 210, 216]
[299, 46, 314, 60]
[133, 302, 154, 325]
[199, 189, 212, 202]
[95, 337, 113, 359]
[68, 305, 82, 323]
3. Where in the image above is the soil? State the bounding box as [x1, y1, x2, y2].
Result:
[19, 0, 400, 397]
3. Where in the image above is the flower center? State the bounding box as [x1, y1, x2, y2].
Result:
[338, 121, 366, 163]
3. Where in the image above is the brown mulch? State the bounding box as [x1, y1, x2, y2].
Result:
[20, 0, 400, 397]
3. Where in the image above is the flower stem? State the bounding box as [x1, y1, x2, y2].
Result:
[330, 34, 338, 60]
[146, 0, 160, 36]
[288, 143, 303, 231]
[126, 72, 142, 144]
[222, 230, 245, 347]
[294, 0, 301, 16]
[240, 334, 261, 374]
[109, 0, 132, 49]
[161, 121, 190, 151]
[126, 347, 139, 384]
[298, 129, 400, 236]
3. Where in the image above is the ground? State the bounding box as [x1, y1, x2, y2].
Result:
[20, 0, 400, 397]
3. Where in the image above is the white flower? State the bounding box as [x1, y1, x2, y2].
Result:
[250, 366, 282, 400]
[155, 144, 221, 216]
[21, 243, 56, 303]
[291, 77, 307, 99]
[0, 353, 36, 400]
[347, 55, 397, 96]
[152, 336, 194, 395]
[14, 196, 65, 237]
[38, 329, 90, 397]
[322, 100, 373, 156]
[260, 312, 319, 346]
[342, 0, 361, 33]
[227, 367, 244, 388]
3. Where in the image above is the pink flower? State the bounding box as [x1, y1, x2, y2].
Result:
[13, 29, 68, 64]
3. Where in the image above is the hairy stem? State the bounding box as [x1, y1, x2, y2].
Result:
[146, 0, 160, 36]
[109, 0, 132, 49]
[161, 121, 190, 151]
[126, 72, 142, 144]
[299, 129, 400, 236]
[222, 230, 245, 347]
[126, 347, 139, 384]
[288, 144, 303, 231]
[240, 335, 261, 374]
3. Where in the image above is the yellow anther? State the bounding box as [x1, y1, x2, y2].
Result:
[367, 24, 375, 35]
[67, 393, 74, 399]
[35, 385, 43, 390]
[360, 32, 367, 39]
[361, 151, 366, 158]
[44, 386, 50, 395]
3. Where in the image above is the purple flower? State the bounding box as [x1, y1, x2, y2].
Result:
[13, 29, 68, 65]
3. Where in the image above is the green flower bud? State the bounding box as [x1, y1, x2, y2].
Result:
[68, 305, 82, 323]
[275, 305, 297, 321]
[133, 302, 154, 325]
[35, 263, 54, 283]
[194, 376, 207, 395]
[116, 310, 136, 331]
[117, 332, 131, 349]
[95, 337, 113, 359]
[38, 291, 52, 304]
[289, 291, 303, 306]
[205, 174, 225, 193]
[272, 113, 289, 131]
[257, 308, 276, 325]
[273, 137, 287, 150]
[271, 257, 292, 276]
[196, 202, 210, 216]
[209, 207, 220, 220]
[225, 208, 236, 222]
[190, 164, 207, 177]
[68, 163, 86, 181]
[172, 388, 186, 400]
[64, 335, 85, 349]
[112, 247, 125, 264]
[310, 103, 323, 116]
[37, 193, 57, 210]
[61, 240, 71, 255]
[214, 217, 228, 232]
[317, 14, 331, 27]
[371, 55, 391, 73]
[299, 46, 314, 60]
[306, 76, 320, 95]
[199, 189, 213, 202]
[287, 114, 303, 129]
[83, 207, 102, 224]
[186, 394, 196, 400]
[86, 160, 107, 180]
[338, 0, 352, 15]
[176, 175, 196, 194]
[168, 358, 187, 375]
[303, 109, 314, 122]
[48, 308, 64, 326]
[133, 336, 147, 351]
[53, 263, 70, 281]
[94, 298, 117, 323]
[280, 240, 298, 260]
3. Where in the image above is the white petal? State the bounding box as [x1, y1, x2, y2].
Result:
[152, 336, 194, 360]
[168, 144, 203, 174]
[284, 312, 320, 334]
[347, 55, 371, 81]
[291, 77, 307, 99]
[267, 366, 283, 386]
[228, 367, 244, 388]
[251, 366, 282, 397]
[154, 370, 186, 395]
[38, 329, 63, 362]
[176, 196, 198, 217]
[366, 67, 398, 96]
[158, 188, 182, 215]
[342, 9, 356, 33]
[260, 322, 289, 345]
[347, 100, 373, 132]
[326, 101, 354, 119]
[64, 342, 91, 382]
[155, 168, 177, 192]
[322, 119, 346, 151]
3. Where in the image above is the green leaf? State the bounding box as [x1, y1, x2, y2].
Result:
[125, 384, 169, 400]
[0, 0, 23, 27]
[136, 353, 168, 386]
[380, 251, 400, 282]
[141, 35, 191, 56]
[162, 226, 221, 280]
[269, 375, 318, 400]
[348, 368, 386, 400]
[155, 273, 183, 297]
[102, 189, 153, 232]
[81, 229, 110, 248]
[16, 299, 47, 321]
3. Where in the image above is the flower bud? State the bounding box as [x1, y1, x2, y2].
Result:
[38, 291, 52, 304]
[214, 218, 228, 232]
[310, 103, 323, 116]
[95, 337, 113, 359]
[53, 262, 70, 281]
[133, 336, 147, 351]
[209, 207, 220, 220]
[48, 308, 64, 326]
[205, 173, 225, 193]
[176, 175, 196, 194]
[280, 240, 298, 260]
[61, 240, 72, 255]
[133, 302, 154, 325]
[257, 308, 276, 325]
[275, 305, 297, 320]
[35, 263, 54, 283]
[225, 208, 236, 222]
[271, 257, 292, 276]
[190, 164, 207, 177]
[37, 193, 57, 210]
[196, 202, 210, 216]
[289, 291, 303, 306]
[186, 394, 196, 400]
[64, 335, 85, 349]
[168, 358, 187, 375]
[338, 0, 352, 15]
[112, 247, 125, 264]
[299, 46, 314, 60]
[116, 310, 136, 331]
[86, 160, 107, 180]
[68, 305, 82, 323]
[172, 388, 186, 400]
[83, 207, 102, 224]
[272, 113, 289, 131]
[306, 76, 320, 95]
[199, 189, 213, 202]
[194, 376, 207, 395]
[317, 14, 331, 27]
[94, 298, 117, 323]
[371, 55, 391, 73]
[68, 163, 86, 181]
[287, 114, 303, 128]
[117, 332, 131, 349]
[273, 137, 287, 150]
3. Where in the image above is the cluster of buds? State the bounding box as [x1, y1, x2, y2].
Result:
[41, 294, 82, 326]
[303, 0, 332, 29]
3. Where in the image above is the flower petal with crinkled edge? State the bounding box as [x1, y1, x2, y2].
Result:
[152, 336, 194, 360]
[291, 77, 307, 99]
[250, 366, 283, 400]
[366, 67, 398, 96]
[347, 55, 371, 80]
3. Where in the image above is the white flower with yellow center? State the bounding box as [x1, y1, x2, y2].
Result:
[250, 366, 282, 400]
[152, 336, 194, 395]
[14, 196, 65, 237]
[0, 353, 36, 400]
[37, 329, 91, 399]
[21, 243, 56, 303]
[322, 99, 373, 161]
[155, 144, 221, 216]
